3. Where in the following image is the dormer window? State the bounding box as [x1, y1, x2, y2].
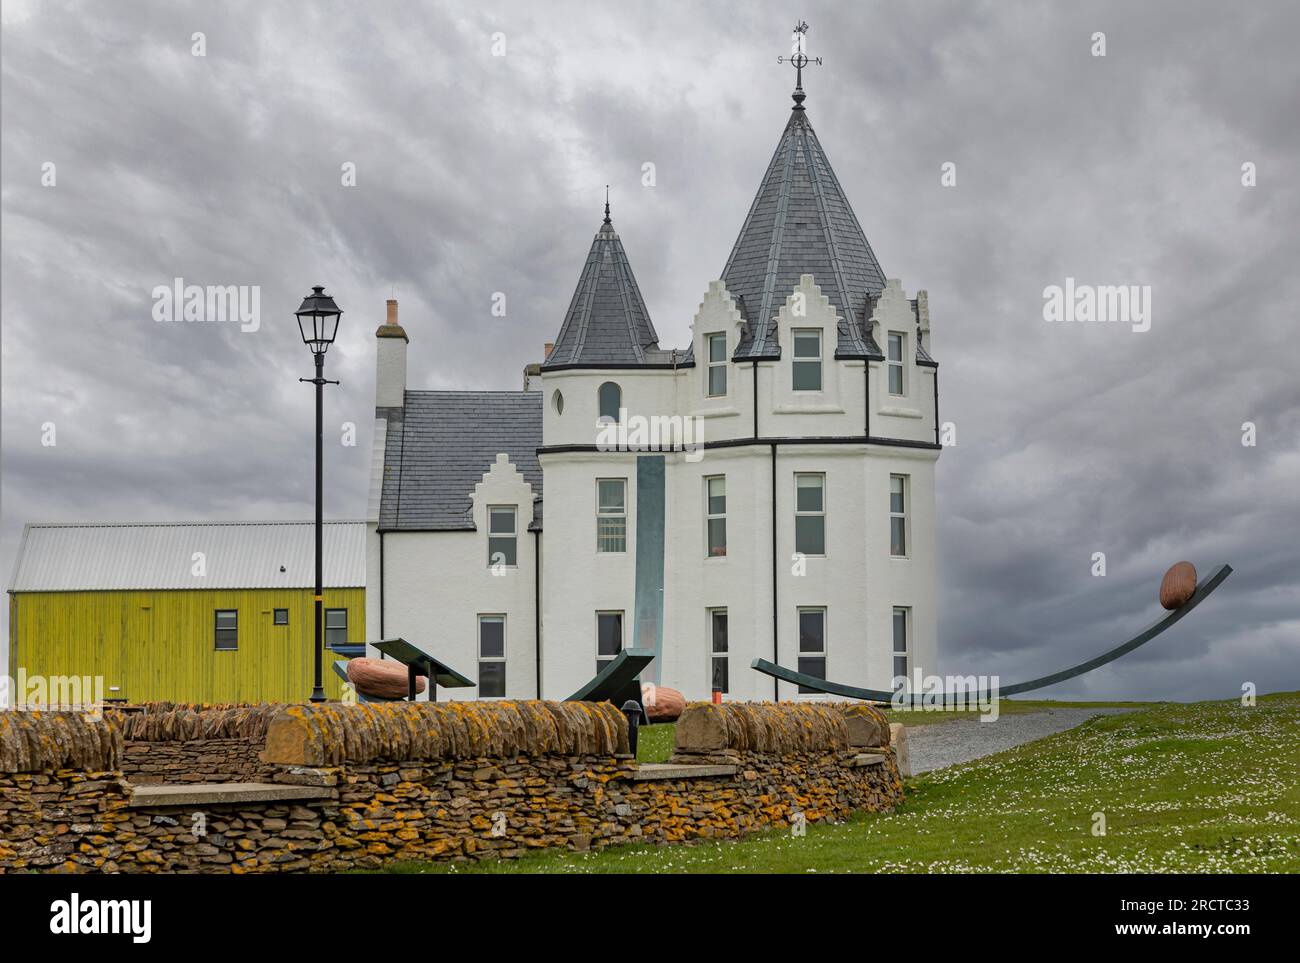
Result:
[487, 505, 518, 567]
[598, 381, 621, 422]
[792, 329, 822, 391]
[705, 333, 727, 397]
[887, 333, 906, 395]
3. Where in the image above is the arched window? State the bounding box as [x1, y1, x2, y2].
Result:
[598, 382, 621, 422]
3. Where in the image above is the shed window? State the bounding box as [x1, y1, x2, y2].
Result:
[214, 610, 238, 650]
[325, 608, 348, 647]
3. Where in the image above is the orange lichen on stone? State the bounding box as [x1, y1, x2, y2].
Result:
[107, 702, 285, 742]
[261, 700, 629, 766]
[0, 710, 122, 774]
[674, 702, 852, 754]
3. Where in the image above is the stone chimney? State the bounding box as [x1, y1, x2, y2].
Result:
[523, 343, 553, 391]
[375, 298, 407, 409]
[915, 290, 931, 357]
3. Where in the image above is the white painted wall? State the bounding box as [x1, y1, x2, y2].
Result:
[367, 456, 539, 700]
[368, 273, 941, 704]
[537, 450, 639, 698]
[375, 336, 406, 410]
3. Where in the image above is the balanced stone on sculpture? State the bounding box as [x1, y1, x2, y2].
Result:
[1159, 561, 1197, 610]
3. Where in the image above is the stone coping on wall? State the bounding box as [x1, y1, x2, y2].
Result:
[263, 700, 628, 766]
[128, 783, 336, 808]
[109, 703, 285, 742]
[673, 702, 891, 755]
[631, 762, 738, 781]
[0, 710, 121, 773]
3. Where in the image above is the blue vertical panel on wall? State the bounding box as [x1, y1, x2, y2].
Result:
[633, 455, 666, 684]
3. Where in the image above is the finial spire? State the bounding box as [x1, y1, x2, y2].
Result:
[603, 184, 611, 225]
[777, 21, 822, 111]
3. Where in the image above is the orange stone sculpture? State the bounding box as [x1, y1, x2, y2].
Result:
[346, 657, 426, 699]
[1159, 561, 1198, 610]
[641, 683, 685, 722]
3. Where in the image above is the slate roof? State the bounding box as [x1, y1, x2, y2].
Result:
[379, 391, 543, 531]
[542, 218, 663, 368]
[723, 106, 887, 360]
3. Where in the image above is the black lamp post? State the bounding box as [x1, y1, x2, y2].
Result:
[295, 285, 342, 703]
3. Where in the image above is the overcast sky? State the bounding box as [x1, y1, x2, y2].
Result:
[2, 0, 1297, 701]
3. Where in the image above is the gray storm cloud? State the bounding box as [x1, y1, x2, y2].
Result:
[2, 0, 1297, 700]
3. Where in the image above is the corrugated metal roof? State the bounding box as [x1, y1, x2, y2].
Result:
[8, 521, 366, 592]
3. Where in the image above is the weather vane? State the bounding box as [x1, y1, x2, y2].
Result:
[777, 21, 821, 109]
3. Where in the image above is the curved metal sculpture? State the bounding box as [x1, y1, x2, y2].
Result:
[565, 647, 655, 703]
[752, 563, 1232, 704]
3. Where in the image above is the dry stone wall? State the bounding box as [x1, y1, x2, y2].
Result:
[1, 701, 902, 873]
[108, 703, 285, 785]
[120, 739, 275, 785]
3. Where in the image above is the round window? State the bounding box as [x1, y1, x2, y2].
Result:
[552, 390, 565, 415]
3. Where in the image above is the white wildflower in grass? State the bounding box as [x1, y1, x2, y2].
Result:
[370, 694, 1299, 875]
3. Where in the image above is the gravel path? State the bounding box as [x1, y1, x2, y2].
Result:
[907, 708, 1137, 774]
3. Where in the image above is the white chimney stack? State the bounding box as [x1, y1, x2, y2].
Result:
[916, 289, 932, 357]
[375, 298, 407, 408]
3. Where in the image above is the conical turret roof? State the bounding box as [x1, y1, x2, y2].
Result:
[723, 106, 886, 359]
[543, 215, 662, 369]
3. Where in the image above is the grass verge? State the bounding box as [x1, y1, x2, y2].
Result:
[383, 693, 1299, 873]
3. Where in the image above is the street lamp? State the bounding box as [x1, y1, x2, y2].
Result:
[294, 285, 342, 703]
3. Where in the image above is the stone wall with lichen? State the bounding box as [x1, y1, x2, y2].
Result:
[0, 709, 122, 773]
[0, 701, 901, 873]
[671, 701, 890, 758]
[107, 703, 285, 785]
[261, 700, 628, 766]
[119, 739, 275, 785]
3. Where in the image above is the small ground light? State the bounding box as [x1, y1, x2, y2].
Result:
[621, 699, 646, 755]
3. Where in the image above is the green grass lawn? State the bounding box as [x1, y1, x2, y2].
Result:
[390, 692, 1300, 873]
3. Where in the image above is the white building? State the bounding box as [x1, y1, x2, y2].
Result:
[365, 82, 940, 703]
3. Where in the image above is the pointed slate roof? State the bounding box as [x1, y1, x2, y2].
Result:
[723, 104, 887, 360]
[542, 214, 665, 369]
